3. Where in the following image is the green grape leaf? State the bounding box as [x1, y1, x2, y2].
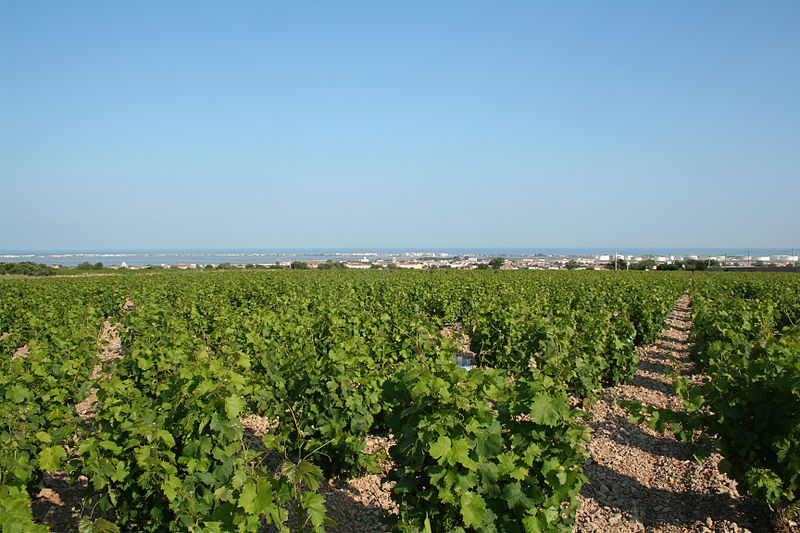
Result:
[39, 445, 66, 471]
[460, 491, 486, 527]
[429, 436, 451, 461]
[224, 395, 246, 419]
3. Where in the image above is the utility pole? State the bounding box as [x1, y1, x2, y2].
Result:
[614, 250, 618, 271]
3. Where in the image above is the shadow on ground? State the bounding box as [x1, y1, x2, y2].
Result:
[593, 414, 692, 462]
[582, 463, 770, 532]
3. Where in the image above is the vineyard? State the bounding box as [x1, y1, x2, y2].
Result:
[0, 270, 797, 532]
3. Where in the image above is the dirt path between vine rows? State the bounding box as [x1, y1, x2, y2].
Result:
[32, 308, 128, 532]
[573, 292, 770, 533]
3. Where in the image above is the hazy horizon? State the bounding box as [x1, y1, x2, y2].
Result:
[2, 246, 794, 256]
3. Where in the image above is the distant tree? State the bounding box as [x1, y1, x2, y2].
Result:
[0, 261, 55, 276]
[606, 258, 627, 270]
[291, 261, 309, 270]
[656, 262, 680, 271]
[318, 260, 347, 270]
[489, 257, 505, 269]
[564, 260, 579, 270]
[369, 264, 383, 269]
[77, 262, 93, 270]
[387, 263, 399, 270]
[476, 263, 490, 270]
[630, 259, 656, 270]
[683, 259, 711, 271]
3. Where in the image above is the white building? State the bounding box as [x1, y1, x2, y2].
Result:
[344, 263, 371, 270]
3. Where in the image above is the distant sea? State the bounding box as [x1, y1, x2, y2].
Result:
[0, 248, 795, 266]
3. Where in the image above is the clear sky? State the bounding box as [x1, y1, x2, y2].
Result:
[1, 1, 798, 250]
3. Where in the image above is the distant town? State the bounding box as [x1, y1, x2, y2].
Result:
[121, 251, 800, 271]
[3, 250, 797, 272]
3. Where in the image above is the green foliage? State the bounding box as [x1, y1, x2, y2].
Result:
[0, 261, 55, 276]
[78, 518, 120, 533]
[0, 280, 110, 533]
[683, 259, 713, 271]
[0, 269, 690, 532]
[383, 357, 589, 532]
[317, 261, 348, 270]
[72, 309, 289, 532]
[0, 484, 47, 533]
[264, 399, 338, 531]
[629, 259, 655, 270]
[75, 262, 105, 271]
[489, 257, 505, 269]
[462, 274, 678, 397]
[605, 258, 627, 270]
[279, 459, 335, 531]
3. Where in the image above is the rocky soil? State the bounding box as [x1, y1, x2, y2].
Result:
[74, 320, 125, 421]
[574, 293, 771, 533]
[316, 434, 398, 533]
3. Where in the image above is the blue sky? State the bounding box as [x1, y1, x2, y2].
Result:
[1, 1, 798, 250]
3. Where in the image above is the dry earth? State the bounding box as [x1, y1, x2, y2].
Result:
[74, 320, 125, 421]
[30, 294, 779, 532]
[574, 293, 770, 533]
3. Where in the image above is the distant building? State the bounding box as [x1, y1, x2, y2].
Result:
[344, 263, 371, 269]
[397, 263, 424, 269]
